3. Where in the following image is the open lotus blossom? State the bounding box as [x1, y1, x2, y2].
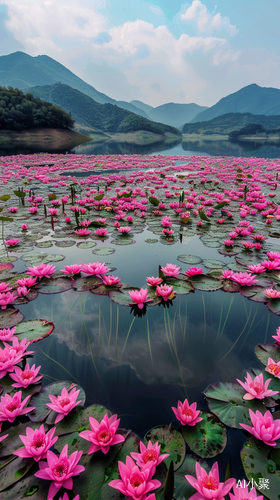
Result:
[261, 259, 280, 270]
[61, 264, 82, 275]
[17, 277, 37, 287]
[0, 346, 24, 378]
[185, 461, 235, 500]
[48, 208, 58, 215]
[75, 228, 91, 236]
[79, 413, 125, 454]
[46, 386, 82, 423]
[239, 409, 280, 446]
[118, 226, 131, 234]
[272, 326, 280, 344]
[0, 282, 11, 292]
[102, 275, 121, 286]
[247, 264, 265, 273]
[172, 398, 203, 426]
[0, 326, 16, 341]
[156, 284, 175, 301]
[161, 263, 180, 277]
[96, 217, 107, 223]
[185, 267, 203, 277]
[229, 482, 263, 500]
[28, 207, 38, 213]
[5, 238, 19, 246]
[241, 241, 255, 249]
[4, 336, 34, 357]
[146, 277, 163, 286]
[128, 288, 152, 309]
[79, 219, 92, 227]
[224, 240, 234, 247]
[251, 234, 266, 241]
[161, 217, 172, 227]
[221, 270, 234, 279]
[0, 291, 17, 309]
[10, 363, 43, 388]
[267, 251, 280, 260]
[34, 444, 85, 500]
[95, 227, 108, 236]
[236, 372, 279, 400]
[230, 272, 258, 286]
[17, 286, 30, 297]
[8, 207, 18, 212]
[0, 391, 35, 423]
[14, 425, 58, 461]
[81, 262, 109, 275]
[265, 357, 280, 378]
[130, 440, 169, 476]
[109, 455, 161, 500]
[162, 229, 174, 236]
[263, 288, 280, 299]
[27, 263, 56, 279]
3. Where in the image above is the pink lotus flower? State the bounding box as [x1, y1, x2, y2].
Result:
[79, 413, 125, 454]
[229, 482, 263, 500]
[0, 326, 16, 341]
[118, 226, 131, 234]
[8, 207, 18, 213]
[221, 270, 234, 279]
[130, 440, 169, 476]
[161, 263, 180, 277]
[13, 425, 58, 461]
[0, 346, 24, 378]
[48, 208, 58, 215]
[95, 227, 108, 236]
[5, 239, 19, 247]
[17, 277, 37, 287]
[146, 277, 163, 286]
[254, 242, 262, 250]
[58, 494, 80, 500]
[185, 461, 236, 500]
[96, 217, 107, 223]
[27, 263, 56, 279]
[161, 217, 172, 227]
[21, 224, 28, 230]
[128, 288, 152, 309]
[231, 272, 258, 286]
[81, 262, 109, 276]
[247, 264, 265, 273]
[264, 288, 280, 299]
[4, 336, 34, 356]
[162, 229, 174, 236]
[272, 327, 280, 344]
[172, 398, 203, 426]
[156, 284, 175, 301]
[242, 241, 255, 249]
[185, 267, 203, 277]
[236, 372, 279, 400]
[262, 259, 280, 270]
[79, 219, 92, 227]
[34, 444, 85, 500]
[265, 357, 280, 378]
[114, 221, 120, 228]
[10, 363, 43, 388]
[224, 240, 234, 247]
[17, 286, 30, 297]
[267, 251, 280, 260]
[46, 386, 82, 423]
[0, 291, 17, 309]
[75, 228, 91, 236]
[240, 409, 280, 446]
[251, 234, 266, 241]
[109, 455, 161, 500]
[0, 391, 35, 423]
[0, 282, 11, 292]
[61, 264, 82, 275]
[102, 275, 121, 286]
[28, 207, 38, 213]
[65, 216, 71, 223]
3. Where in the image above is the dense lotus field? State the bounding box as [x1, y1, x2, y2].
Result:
[1, 153, 280, 499]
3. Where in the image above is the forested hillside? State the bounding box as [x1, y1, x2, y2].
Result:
[0, 87, 74, 130]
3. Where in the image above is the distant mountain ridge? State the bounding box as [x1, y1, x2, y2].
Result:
[183, 112, 280, 135]
[28, 83, 181, 136]
[190, 84, 280, 123]
[130, 100, 208, 127]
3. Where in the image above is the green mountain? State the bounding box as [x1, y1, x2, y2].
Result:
[0, 86, 74, 130]
[130, 100, 208, 127]
[28, 83, 181, 136]
[190, 84, 280, 123]
[0, 51, 150, 119]
[182, 112, 280, 135]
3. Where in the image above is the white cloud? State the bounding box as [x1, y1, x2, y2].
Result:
[181, 1, 237, 36]
[149, 4, 164, 16]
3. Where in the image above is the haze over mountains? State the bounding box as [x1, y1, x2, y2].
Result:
[1, 51, 280, 137]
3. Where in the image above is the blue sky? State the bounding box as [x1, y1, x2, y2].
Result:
[0, 0, 280, 107]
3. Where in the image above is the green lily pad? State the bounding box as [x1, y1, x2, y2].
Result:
[241, 437, 280, 500]
[174, 454, 210, 500]
[204, 381, 266, 428]
[255, 344, 280, 366]
[77, 241, 97, 249]
[0, 256, 17, 263]
[182, 411, 227, 458]
[144, 425, 186, 471]
[44, 254, 65, 263]
[72, 276, 103, 291]
[165, 278, 194, 295]
[11, 289, 38, 305]
[188, 275, 223, 291]
[92, 247, 115, 256]
[54, 240, 76, 247]
[239, 286, 267, 303]
[218, 246, 241, 256]
[13, 319, 54, 343]
[177, 255, 202, 265]
[203, 259, 226, 269]
[29, 381, 86, 423]
[0, 308, 24, 329]
[222, 281, 240, 293]
[266, 299, 280, 315]
[55, 404, 112, 436]
[111, 239, 136, 246]
[202, 240, 221, 248]
[108, 289, 135, 306]
[0, 473, 46, 500]
[35, 240, 53, 248]
[145, 238, 158, 243]
[0, 456, 33, 492]
[36, 277, 73, 294]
